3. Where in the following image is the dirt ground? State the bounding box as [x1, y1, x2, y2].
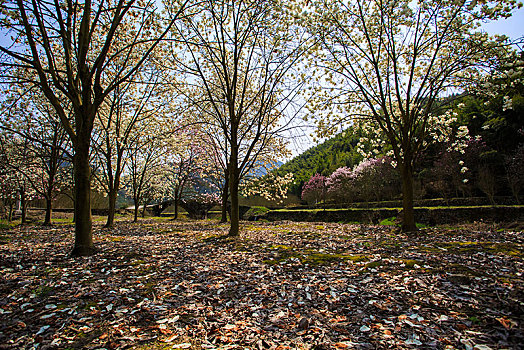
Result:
[0, 218, 522, 349]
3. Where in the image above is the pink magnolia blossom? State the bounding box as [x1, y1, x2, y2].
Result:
[301, 173, 327, 204]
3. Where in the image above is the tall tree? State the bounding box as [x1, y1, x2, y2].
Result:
[305, 0, 519, 231]
[125, 115, 173, 222]
[92, 68, 169, 228]
[0, 0, 188, 255]
[168, 0, 310, 236]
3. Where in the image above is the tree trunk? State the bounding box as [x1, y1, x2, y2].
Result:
[8, 202, 14, 222]
[133, 198, 139, 222]
[142, 200, 148, 217]
[229, 172, 240, 236]
[44, 197, 52, 225]
[174, 197, 179, 220]
[220, 168, 229, 223]
[105, 188, 117, 228]
[105, 150, 123, 228]
[400, 163, 417, 232]
[71, 139, 95, 257]
[228, 148, 240, 237]
[20, 189, 27, 224]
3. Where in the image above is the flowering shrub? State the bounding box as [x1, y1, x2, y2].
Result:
[352, 157, 398, 202]
[301, 173, 327, 205]
[307, 157, 399, 205]
[195, 192, 221, 206]
[326, 167, 355, 203]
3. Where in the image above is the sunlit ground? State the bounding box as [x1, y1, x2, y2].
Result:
[0, 216, 522, 349]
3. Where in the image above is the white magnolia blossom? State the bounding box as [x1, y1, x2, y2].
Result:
[502, 96, 513, 111]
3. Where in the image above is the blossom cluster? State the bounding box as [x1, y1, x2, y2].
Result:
[242, 173, 295, 203]
[301, 157, 399, 204]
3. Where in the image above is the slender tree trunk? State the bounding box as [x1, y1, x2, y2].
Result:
[133, 197, 139, 222]
[220, 168, 229, 223]
[105, 149, 123, 228]
[229, 145, 240, 236]
[142, 200, 148, 217]
[20, 189, 27, 224]
[105, 188, 117, 228]
[44, 197, 52, 225]
[400, 163, 417, 232]
[8, 202, 14, 222]
[71, 136, 95, 257]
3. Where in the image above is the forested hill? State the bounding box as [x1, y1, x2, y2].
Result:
[276, 131, 364, 196]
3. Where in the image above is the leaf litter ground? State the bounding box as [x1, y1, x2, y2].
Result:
[0, 219, 523, 349]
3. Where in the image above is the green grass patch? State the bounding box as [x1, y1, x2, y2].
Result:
[301, 253, 348, 266]
[106, 236, 125, 242]
[379, 217, 427, 228]
[365, 261, 383, 269]
[33, 285, 54, 298]
[379, 217, 397, 226]
[245, 206, 270, 217]
[468, 316, 481, 324]
[203, 234, 236, 243]
[134, 338, 201, 350]
[269, 244, 293, 250]
[51, 218, 73, 224]
[0, 219, 18, 230]
[347, 254, 370, 262]
[131, 259, 146, 266]
[397, 259, 421, 268]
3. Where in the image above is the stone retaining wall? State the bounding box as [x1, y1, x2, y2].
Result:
[261, 206, 524, 225]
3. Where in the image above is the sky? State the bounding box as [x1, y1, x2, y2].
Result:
[482, 6, 524, 44]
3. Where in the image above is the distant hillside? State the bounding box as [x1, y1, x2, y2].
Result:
[275, 130, 364, 196]
[253, 160, 283, 177]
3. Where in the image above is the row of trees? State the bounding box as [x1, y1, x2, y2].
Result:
[301, 134, 524, 206]
[1, 0, 522, 256]
[0, 0, 300, 255]
[0, 89, 221, 225]
[301, 157, 398, 205]
[292, 51, 524, 205]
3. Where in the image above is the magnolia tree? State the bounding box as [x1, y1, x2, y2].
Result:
[301, 173, 327, 205]
[326, 167, 355, 204]
[161, 128, 219, 220]
[92, 66, 173, 228]
[0, 133, 19, 220]
[353, 157, 398, 203]
[0, 132, 40, 223]
[0, 0, 188, 256]
[201, 116, 293, 223]
[303, 0, 519, 231]
[167, 0, 312, 236]
[1, 85, 72, 225]
[323, 157, 399, 204]
[125, 115, 175, 222]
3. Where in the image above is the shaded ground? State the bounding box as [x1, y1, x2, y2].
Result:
[0, 218, 523, 349]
